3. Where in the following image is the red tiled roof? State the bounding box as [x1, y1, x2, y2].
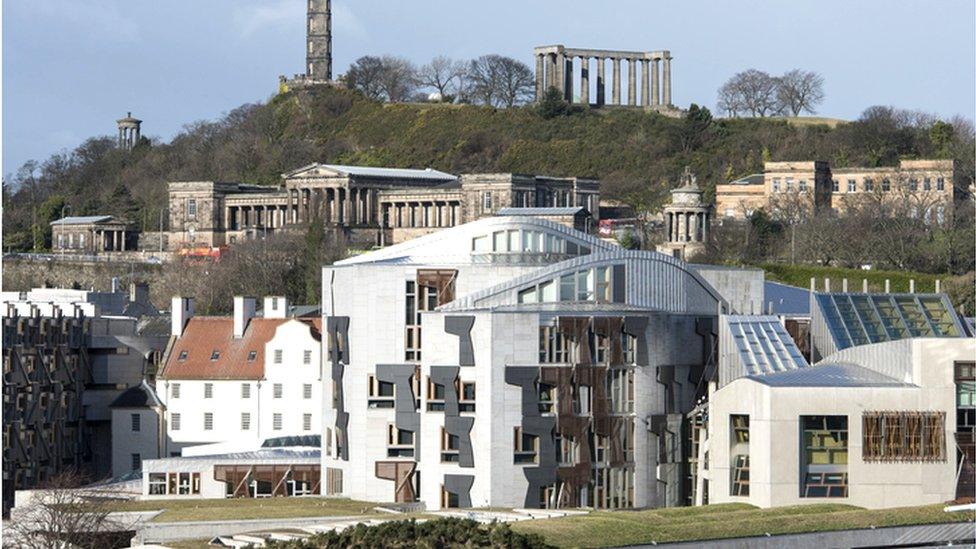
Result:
[159, 317, 322, 380]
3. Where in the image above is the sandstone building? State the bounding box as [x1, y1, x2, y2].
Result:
[715, 159, 965, 220]
[51, 215, 133, 254]
[167, 164, 600, 250]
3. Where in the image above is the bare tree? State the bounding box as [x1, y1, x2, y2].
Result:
[417, 56, 467, 100]
[467, 55, 535, 108]
[344, 56, 386, 100]
[717, 69, 782, 117]
[376, 55, 417, 103]
[776, 69, 825, 116]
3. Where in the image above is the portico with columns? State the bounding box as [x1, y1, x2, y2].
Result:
[533, 45, 674, 110]
[656, 167, 713, 261]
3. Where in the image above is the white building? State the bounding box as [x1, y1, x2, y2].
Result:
[157, 296, 323, 456]
[320, 216, 759, 510]
[109, 381, 165, 477]
[703, 294, 975, 509]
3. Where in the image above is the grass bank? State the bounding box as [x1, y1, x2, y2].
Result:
[104, 497, 377, 523]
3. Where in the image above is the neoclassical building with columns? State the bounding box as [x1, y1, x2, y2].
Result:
[534, 45, 676, 113]
[167, 164, 600, 250]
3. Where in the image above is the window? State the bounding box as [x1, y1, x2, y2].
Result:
[303, 350, 312, 364]
[847, 180, 856, 192]
[210, 350, 220, 361]
[405, 281, 420, 361]
[595, 267, 611, 302]
[957, 362, 976, 433]
[131, 453, 141, 471]
[909, 178, 918, 191]
[441, 486, 460, 508]
[427, 377, 446, 411]
[387, 424, 415, 457]
[882, 178, 891, 192]
[539, 325, 572, 363]
[864, 178, 874, 192]
[514, 427, 539, 464]
[241, 412, 251, 431]
[482, 191, 493, 211]
[862, 411, 946, 461]
[538, 382, 555, 414]
[772, 178, 781, 192]
[368, 374, 396, 408]
[171, 413, 181, 431]
[923, 177, 931, 191]
[730, 415, 750, 496]
[274, 349, 283, 364]
[303, 384, 313, 399]
[149, 473, 167, 495]
[556, 434, 579, 465]
[274, 383, 283, 398]
[607, 369, 635, 413]
[303, 413, 313, 431]
[131, 413, 141, 432]
[273, 413, 283, 431]
[801, 415, 848, 498]
[936, 177, 945, 191]
[441, 427, 460, 462]
[326, 468, 343, 496]
[204, 383, 213, 399]
[798, 179, 807, 192]
[459, 381, 476, 413]
[241, 383, 251, 399]
[247, 351, 257, 362]
[592, 467, 634, 509]
[204, 413, 214, 431]
[187, 199, 197, 218]
[831, 179, 839, 192]
[177, 351, 188, 362]
[785, 177, 794, 191]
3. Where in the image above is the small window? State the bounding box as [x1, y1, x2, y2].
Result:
[177, 350, 188, 361]
[274, 349, 283, 364]
[204, 383, 213, 399]
[459, 381, 476, 413]
[303, 413, 312, 431]
[273, 413, 283, 431]
[274, 383, 283, 398]
[882, 179, 891, 192]
[772, 178, 781, 192]
[847, 180, 856, 192]
[148, 473, 167, 495]
[303, 350, 312, 364]
[936, 177, 945, 191]
[303, 384, 313, 399]
[131, 413, 141, 432]
[131, 453, 141, 471]
[247, 351, 257, 362]
[864, 178, 874, 192]
[171, 383, 181, 399]
[241, 412, 251, 431]
[427, 377, 446, 411]
[440, 427, 460, 462]
[171, 413, 181, 431]
[923, 177, 931, 191]
[204, 412, 214, 431]
[187, 198, 197, 218]
[272, 297, 279, 310]
[514, 426, 539, 464]
[482, 191, 493, 211]
[831, 179, 839, 192]
[798, 179, 807, 192]
[909, 178, 918, 191]
[210, 350, 220, 361]
[241, 383, 251, 399]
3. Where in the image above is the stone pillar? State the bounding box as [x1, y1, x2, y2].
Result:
[651, 58, 660, 106]
[689, 213, 697, 243]
[555, 52, 565, 97]
[580, 57, 589, 105]
[663, 55, 672, 105]
[366, 189, 374, 225]
[612, 58, 621, 105]
[547, 53, 557, 90]
[641, 59, 650, 106]
[564, 56, 573, 101]
[627, 58, 637, 106]
[596, 57, 605, 106]
[343, 188, 351, 225]
[535, 54, 545, 100]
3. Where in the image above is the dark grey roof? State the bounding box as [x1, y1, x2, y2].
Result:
[764, 281, 811, 316]
[748, 362, 911, 388]
[50, 215, 116, 225]
[109, 380, 163, 408]
[496, 207, 586, 216]
[261, 435, 320, 448]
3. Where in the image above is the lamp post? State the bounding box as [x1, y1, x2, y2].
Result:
[158, 207, 169, 254]
[59, 204, 72, 260]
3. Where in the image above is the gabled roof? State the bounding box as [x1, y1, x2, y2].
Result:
[282, 162, 457, 181]
[110, 380, 163, 408]
[159, 317, 322, 380]
[50, 215, 120, 226]
[747, 362, 910, 388]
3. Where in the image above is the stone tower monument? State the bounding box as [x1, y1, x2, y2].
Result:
[656, 167, 712, 261]
[116, 112, 142, 151]
[306, 0, 332, 81]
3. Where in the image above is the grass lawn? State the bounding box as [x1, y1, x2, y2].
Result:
[103, 497, 378, 523]
[511, 503, 975, 548]
[758, 262, 942, 294]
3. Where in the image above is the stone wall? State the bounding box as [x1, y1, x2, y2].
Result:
[2, 259, 167, 310]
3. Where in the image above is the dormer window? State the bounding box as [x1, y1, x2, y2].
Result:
[210, 350, 220, 361]
[247, 351, 257, 362]
[178, 350, 188, 361]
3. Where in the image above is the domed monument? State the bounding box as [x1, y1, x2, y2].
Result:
[656, 167, 712, 261]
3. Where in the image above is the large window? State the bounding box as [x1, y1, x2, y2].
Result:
[148, 473, 167, 495]
[514, 427, 539, 464]
[519, 266, 615, 305]
[957, 362, 976, 432]
[730, 415, 750, 497]
[862, 411, 946, 461]
[441, 428, 460, 462]
[387, 424, 415, 457]
[592, 467, 634, 509]
[539, 326, 572, 363]
[801, 415, 848, 498]
[607, 369, 634, 414]
[367, 374, 396, 408]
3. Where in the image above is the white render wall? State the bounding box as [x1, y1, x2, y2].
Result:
[707, 338, 972, 509]
[111, 407, 162, 477]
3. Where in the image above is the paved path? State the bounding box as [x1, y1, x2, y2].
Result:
[131, 514, 370, 545]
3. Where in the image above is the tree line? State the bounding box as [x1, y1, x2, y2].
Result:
[344, 54, 536, 107]
[718, 68, 825, 117]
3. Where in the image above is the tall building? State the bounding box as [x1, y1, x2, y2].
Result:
[319, 216, 762, 510]
[306, 0, 332, 81]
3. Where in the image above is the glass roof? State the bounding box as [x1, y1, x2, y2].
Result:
[728, 317, 808, 376]
[816, 293, 963, 351]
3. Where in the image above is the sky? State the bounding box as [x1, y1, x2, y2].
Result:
[3, 0, 975, 176]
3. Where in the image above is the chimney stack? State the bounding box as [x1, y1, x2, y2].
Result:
[234, 297, 257, 338]
[130, 282, 150, 305]
[171, 297, 194, 337]
[935, 279, 941, 293]
[263, 296, 288, 319]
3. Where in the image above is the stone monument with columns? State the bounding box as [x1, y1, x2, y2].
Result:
[116, 112, 142, 151]
[656, 167, 712, 261]
[533, 45, 679, 114]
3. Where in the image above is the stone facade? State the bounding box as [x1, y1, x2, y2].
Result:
[167, 165, 601, 249]
[656, 168, 713, 261]
[51, 215, 132, 254]
[117, 112, 142, 151]
[716, 159, 965, 220]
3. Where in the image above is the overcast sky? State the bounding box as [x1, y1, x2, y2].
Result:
[3, 0, 974, 175]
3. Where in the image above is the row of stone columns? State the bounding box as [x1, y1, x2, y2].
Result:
[383, 201, 460, 229]
[227, 205, 291, 231]
[292, 187, 375, 226]
[117, 126, 141, 151]
[535, 51, 671, 107]
[95, 230, 126, 251]
[666, 211, 709, 243]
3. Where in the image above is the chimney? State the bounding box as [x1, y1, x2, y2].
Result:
[862, 279, 868, 293]
[935, 279, 941, 293]
[885, 279, 891, 293]
[909, 279, 915, 294]
[130, 282, 150, 305]
[171, 297, 194, 337]
[111, 277, 120, 293]
[842, 278, 848, 293]
[824, 278, 831, 292]
[263, 296, 288, 319]
[234, 296, 257, 338]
